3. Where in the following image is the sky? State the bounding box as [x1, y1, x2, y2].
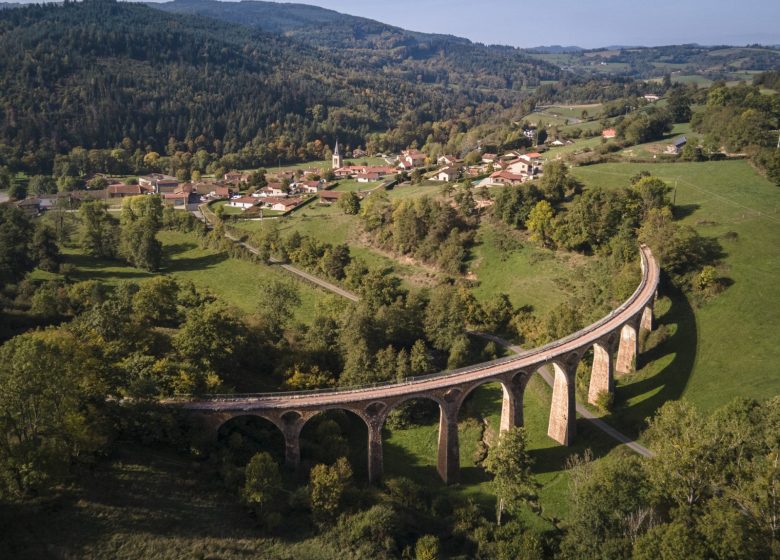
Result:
[4, 0, 779, 48]
[269, 0, 780, 49]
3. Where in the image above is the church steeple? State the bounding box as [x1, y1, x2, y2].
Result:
[332, 140, 343, 169]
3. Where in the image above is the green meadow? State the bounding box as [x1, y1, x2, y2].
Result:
[572, 160, 780, 422]
[61, 230, 325, 323]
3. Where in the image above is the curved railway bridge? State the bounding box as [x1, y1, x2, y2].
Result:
[174, 245, 660, 484]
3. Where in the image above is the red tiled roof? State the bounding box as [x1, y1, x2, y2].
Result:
[107, 184, 142, 195]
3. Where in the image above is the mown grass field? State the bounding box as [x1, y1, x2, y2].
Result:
[572, 160, 780, 421]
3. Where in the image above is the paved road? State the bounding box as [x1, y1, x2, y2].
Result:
[181, 246, 659, 415]
[471, 332, 654, 458]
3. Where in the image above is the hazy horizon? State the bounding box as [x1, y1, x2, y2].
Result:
[3, 0, 780, 49]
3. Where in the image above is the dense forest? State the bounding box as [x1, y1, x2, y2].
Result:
[0, 0, 560, 174]
[152, 0, 561, 91]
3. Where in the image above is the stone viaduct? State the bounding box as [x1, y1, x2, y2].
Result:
[176, 245, 660, 485]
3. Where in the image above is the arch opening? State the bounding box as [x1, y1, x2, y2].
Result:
[456, 380, 507, 486]
[216, 414, 285, 467]
[299, 409, 369, 480]
[382, 396, 444, 484]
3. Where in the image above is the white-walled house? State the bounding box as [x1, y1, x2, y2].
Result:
[228, 196, 258, 209]
[433, 166, 460, 182]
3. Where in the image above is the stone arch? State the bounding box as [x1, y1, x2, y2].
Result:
[298, 407, 371, 479]
[215, 413, 287, 465]
[382, 393, 455, 484]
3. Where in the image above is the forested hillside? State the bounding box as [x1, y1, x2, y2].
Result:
[152, 0, 560, 91]
[0, 0, 557, 173]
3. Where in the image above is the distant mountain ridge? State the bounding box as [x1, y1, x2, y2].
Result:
[526, 45, 585, 54]
[151, 0, 561, 94]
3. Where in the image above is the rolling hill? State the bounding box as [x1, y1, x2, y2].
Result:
[0, 0, 559, 171]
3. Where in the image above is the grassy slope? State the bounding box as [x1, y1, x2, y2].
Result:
[62, 230, 325, 323]
[572, 160, 780, 419]
[469, 221, 588, 315]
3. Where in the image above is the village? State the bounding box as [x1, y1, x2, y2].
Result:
[14, 139, 550, 218]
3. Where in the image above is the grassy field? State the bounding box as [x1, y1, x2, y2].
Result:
[234, 201, 441, 289]
[382, 374, 624, 526]
[469, 221, 587, 315]
[333, 179, 382, 192]
[572, 160, 780, 423]
[617, 123, 692, 159]
[61, 230, 326, 323]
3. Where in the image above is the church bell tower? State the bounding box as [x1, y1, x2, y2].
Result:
[332, 140, 343, 169]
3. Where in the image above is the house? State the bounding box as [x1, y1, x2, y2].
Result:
[34, 193, 70, 209]
[335, 165, 396, 179]
[319, 191, 343, 205]
[398, 149, 427, 169]
[162, 192, 189, 208]
[643, 94, 660, 103]
[602, 128, 617, 139]
[481, 153, 498, 164]
[489, 171, 524, 186]
[297, 181, 322, 193]
[506, 158, 537, 178]
[437, 155, 459, 166]
[433, 166, 460, 182]
[107, 184, 144, 198]
[224, 171, 251, 185]
[228, 196, 259, 209]
[263, 197, 301, 212]
[207, 185, 233, 198]
[257, 183, 287, 197]
[500, 150, 523, 161]
[667, 136, 688, 155]
[357, 172, 381, 183]
[138, 174, 178, 194]
[17, 197, 42, 214]
[162, 184, 198, 208]
[351, 148, 367, 158]
[522, 152, 543, 162]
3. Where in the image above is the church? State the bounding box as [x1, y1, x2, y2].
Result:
[332, 141, 343, 169]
